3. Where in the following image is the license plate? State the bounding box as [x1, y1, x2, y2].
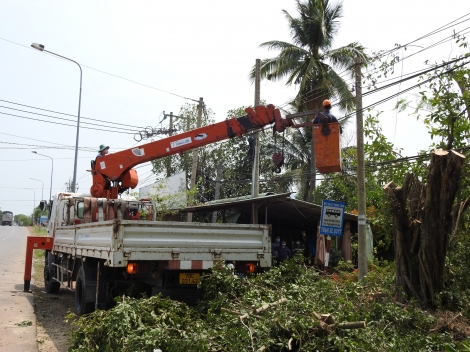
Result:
[179, 273, 200, 285]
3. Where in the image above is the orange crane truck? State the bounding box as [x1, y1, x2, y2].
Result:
[24, 104, 295, 315]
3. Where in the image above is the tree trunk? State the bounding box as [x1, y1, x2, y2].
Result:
[308, 135, 316, 202]
[384, 149, 465, 306]
[305, 96, 323, 202]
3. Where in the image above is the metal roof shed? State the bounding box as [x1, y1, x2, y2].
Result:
[180, 193, 358, 242]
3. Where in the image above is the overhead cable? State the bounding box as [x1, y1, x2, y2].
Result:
[0, 37, 199, 103]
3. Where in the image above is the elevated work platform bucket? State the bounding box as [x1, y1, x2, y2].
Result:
[313, 122, 342, 173]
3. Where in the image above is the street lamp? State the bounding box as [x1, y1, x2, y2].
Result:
[29, 178, 44, 200]
[31, 151, 54, 200]
[31, 42, 82, 193]
[25, 188, 36, 225]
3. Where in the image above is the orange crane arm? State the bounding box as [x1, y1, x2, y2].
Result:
[90, 104, 293, 199]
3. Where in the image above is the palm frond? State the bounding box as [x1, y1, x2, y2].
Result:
[324, 67, 355, 112]
[258, 40, 301, 52]
[325, 42, 369, 72]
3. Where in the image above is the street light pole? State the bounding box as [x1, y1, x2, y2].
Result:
[31, 151, 54, 200]
[31, 43, 82, 193]
[29, 178, 44, 200]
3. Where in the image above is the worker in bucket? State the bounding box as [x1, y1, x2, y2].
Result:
[96, 144, 109, 159]
[313, 99, 342, 134]
[291, 99, 341, 132]
[313, 100, 338, 124]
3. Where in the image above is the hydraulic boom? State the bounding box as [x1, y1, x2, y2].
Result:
[90, 104, 293, 199]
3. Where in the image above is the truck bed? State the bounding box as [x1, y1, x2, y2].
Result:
[51, 220, 272, 267]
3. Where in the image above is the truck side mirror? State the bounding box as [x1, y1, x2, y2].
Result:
[39, 201, 47, 211]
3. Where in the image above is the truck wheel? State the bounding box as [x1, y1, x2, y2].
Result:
[75, 265, 94, 315]
[44, 266, 60, 293]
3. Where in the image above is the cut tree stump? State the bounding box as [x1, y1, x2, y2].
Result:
[384, 149, 465, 306]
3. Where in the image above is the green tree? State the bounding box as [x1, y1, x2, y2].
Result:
[381, 38, 470, 306]
[14, 214, 31, 226]
[151, 103, 216, 186]
[150, 103, 293, 222]
[252, 0, 367, 201]
[415, 67, 470, 150]
[32, 206, 48, 225]
[272, 117, 314, 201]
[414, 61, 470, 308]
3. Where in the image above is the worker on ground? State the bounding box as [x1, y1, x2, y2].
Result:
[292, 239, 305, 256]
[272, 235, 281, 262]
[96, 145, 109, 159]
[277, 239, 292, 263]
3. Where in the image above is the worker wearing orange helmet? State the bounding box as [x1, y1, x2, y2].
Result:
[291, 99, 341, 132]
[313, 99, 338, 124]
[313, 99, 342, 133]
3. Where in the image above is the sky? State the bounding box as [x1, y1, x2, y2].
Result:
[0, 0, 468, 216]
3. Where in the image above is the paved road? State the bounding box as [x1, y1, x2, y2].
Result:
[0, 225, 37, 352]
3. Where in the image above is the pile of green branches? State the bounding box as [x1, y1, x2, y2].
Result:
[67, 258, 468, 351]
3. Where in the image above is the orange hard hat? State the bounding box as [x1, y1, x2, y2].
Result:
[322, 99, 331, 107]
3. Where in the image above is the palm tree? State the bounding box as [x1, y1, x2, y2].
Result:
[252, 0, 368, 201]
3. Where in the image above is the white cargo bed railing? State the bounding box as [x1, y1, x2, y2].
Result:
[52, 220, 272, 267]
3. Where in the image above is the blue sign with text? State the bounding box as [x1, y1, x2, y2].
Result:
[320, 200, 345, 236]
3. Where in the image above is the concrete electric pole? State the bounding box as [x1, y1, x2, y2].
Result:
[355, 56, 368, 281]
[251, 59, 261, 224]
[166, 112, 174, 178]
[212, 163, 223, 223]
[187, 98, 203, 222]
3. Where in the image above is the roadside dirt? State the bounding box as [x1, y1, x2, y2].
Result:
[29, 228, 75, 352]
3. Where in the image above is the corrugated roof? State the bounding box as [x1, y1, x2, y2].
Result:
[182, 192, 292, 211]
[180, 192, 358, 227]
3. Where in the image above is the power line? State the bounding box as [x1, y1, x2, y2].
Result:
[0, 132, 141, 151]
[0, 158, 89, 161]
[0, 111, 133, 134]
[0, 141, 94, 151]
[277, 16, 470, 111]
[0, 99, 146, 130]
[278, 54, 468, 124]
[298, 38, 470, 112]
[341, 59, 470, 119]
[0, 131, 94, 151]
[376, 14, 470, 58]
[0, 105, 137, 132]
[0, 37, 199, 103]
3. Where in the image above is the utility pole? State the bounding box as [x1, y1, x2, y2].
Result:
[251, 59, 261, 224]
[212, 163, 223, 223]
[65, 179, 72, 192]
[166, 112, 174, 178]
[355, 56, 368, 280]
[187, 97, 203, 222]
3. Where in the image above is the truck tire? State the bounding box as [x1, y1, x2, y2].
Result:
[75, 265, 95, 315]
[44, 266, 60, 293]
[44, 253, 60, 293]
